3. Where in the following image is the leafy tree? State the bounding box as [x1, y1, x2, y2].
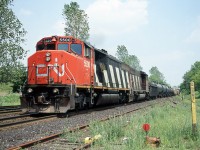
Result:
[180, 61, 200, 94]
[116, 45, 142, 70]
[0, 0, 27, 83]
[116, 45, 129, 62]
[149, 66, 166, 84]
[11, 63, 27, 92]
[63, 2, 89, 41]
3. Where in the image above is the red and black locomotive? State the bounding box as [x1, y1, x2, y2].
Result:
[20, 35, 173, 114]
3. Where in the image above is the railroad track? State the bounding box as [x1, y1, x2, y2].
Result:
[0, 105, 22, 114]
[0, 109, 22, 114]
[0, 114, 57, 130]
[0, 105, 21, 109]
[7, 99, 165, 150]
[0, 114, 31, 121]
[0, 105, 21, 111]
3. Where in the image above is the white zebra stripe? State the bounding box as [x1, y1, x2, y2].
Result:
[126, 71, 130, 88]
[129, 74, 133, 94]
[103, 70, 110, 87]
[138, 76, 141, 90]
[137, 76, 140, 90]
[94, 64, 102, 86]
[135, 75, 138, 90]
[109, 65, 116, 87]
[121, 70, 126, 88]
[115, 67, 122, 88]
[132, 75, 135, 90]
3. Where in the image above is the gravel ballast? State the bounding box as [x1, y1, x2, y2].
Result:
[0, 97, 178, 149]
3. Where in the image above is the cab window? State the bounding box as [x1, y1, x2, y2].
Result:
[37, 44, 55, 51]
[71, 44, 82, 55]
[46, 44, 55, 50]
[84, 45, 91, 58]
[58, 44, 68, 51]
[37, 44, 44, 51]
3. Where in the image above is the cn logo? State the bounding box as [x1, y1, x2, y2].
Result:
[52, 64, 65, 76]
[36, 64, 65, 77]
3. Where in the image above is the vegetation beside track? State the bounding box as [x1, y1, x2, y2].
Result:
[0, 84, 20, 106]
[63, 96, 200, 149]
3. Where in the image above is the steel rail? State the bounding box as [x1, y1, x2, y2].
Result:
[0, 109, 22, 114]
[0, 115, 57, 129]
[0, 114, 31, 121]
[0, 105, 21, 109]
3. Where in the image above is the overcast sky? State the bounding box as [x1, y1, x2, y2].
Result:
[12, 0, 200, 86]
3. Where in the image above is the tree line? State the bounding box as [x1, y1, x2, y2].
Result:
[0, 1, 168, 92]
[180, 61, 200, 94]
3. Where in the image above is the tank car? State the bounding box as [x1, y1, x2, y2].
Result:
[20, 35, 149, 114]
[149, 82, 174, 98]
[149, 82, 159, 99]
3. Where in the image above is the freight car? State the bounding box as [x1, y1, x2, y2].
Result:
[149, 82, 174, 99]
[20, 35, 172, 114]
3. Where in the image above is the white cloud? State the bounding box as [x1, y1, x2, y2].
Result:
[185, 16, 200, 43]
[86, 0, 148, 44]
[19, 9, 33, 16]
[52, 20, 65, 35]
[186, 28, 200, 43]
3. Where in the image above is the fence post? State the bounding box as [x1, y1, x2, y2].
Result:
[190, 81, 197, 135]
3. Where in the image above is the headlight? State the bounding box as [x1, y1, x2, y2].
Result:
[27, 88, 33, 93]
[46, 57, 51, 62]
[46, 52, 51, 57]
[53, 88, 59, 93]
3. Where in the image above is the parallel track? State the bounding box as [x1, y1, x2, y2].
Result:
[0, 105, 21, 110]
[0, 109, 22, 114]
[0, 114, 57, 129]
[0, 106, 22, 114]
[0, 114, 31, 121]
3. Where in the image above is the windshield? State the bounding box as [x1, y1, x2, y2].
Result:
[58, 43, 68, 51]
[71, 44, 82, 55]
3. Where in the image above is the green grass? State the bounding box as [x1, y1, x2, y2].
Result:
[0, 83, 20, 106]
[0, 93, 20, 106]
[88, 96, 200, 150]
[0, 83, 13, 95]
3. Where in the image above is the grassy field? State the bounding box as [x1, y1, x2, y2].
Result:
[91, 96, 200, 149]
[0, 83, 20, 106]
[63, 95, 200, 150]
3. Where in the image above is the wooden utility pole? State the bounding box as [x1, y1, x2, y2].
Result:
[190, 81, 197, 135]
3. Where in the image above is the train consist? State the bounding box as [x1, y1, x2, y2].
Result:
[20, 35, 177, 114]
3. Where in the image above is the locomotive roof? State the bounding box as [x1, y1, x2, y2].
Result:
[84, 41, 121, 62]
[84, 41, 145, 74]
